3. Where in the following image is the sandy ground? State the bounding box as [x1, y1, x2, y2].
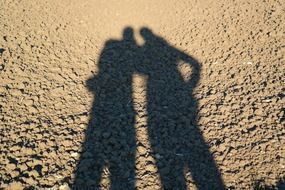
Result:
[0, 0, 285, 189]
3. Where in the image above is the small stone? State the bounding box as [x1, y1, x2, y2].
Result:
[79, 116, 87, 122]
[10, 89, 22, 96]
[7, 182, 24, 190]
[59, 184, 71, 190]
[218, 144, 227, 152]
[145, 164, 157, 172]
[29, 169, 39, 177]
[24, 177, 37, 185]
[6, 163, 16, 170]
[10, 170, 20, 178]
[26, 161, 34, 167]
[71, 152, 80, 158]
[254, 108, 265, 116]
[28, 106, 38, 113]
[79, 123, 86, 129]
[33, 159, 43, 166]
[137, 146, 147, 155]
[50, 185, 59, 189]
[10, 145, 20, 152]
[17, 83, 25, 89]
[62, 140, 73, 147]
[24, 99, 34, 106]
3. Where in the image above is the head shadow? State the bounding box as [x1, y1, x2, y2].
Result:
[72, 26, 225, 190]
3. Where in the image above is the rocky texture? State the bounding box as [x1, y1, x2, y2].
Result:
[0, 0, 284, 189]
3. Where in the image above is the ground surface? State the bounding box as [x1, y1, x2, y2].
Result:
[0, 0, 285, 189]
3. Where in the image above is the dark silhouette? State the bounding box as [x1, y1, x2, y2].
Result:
[73, 27, 225, 189]
[136, 28, 225, 190]
[73, 28, 138, 189]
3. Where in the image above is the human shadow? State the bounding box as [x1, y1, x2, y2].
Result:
[73, 28, 138, 189]
[136, 28, 225, 190]
[73, 27, 225, 190]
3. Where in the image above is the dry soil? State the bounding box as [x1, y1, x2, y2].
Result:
[0, 0, 285, 189]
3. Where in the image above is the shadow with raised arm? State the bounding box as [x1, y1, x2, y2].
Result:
[136, 27, 225, 190]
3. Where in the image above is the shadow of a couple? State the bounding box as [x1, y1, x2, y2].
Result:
[73, 27, 225, 190]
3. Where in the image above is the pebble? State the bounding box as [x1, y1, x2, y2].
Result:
[145, 164, 157, 172]
[137, 145, 148, 155]
[59, 184, 71, 190]
[7, 182, 24, 190]
[6, 163, 16, 170]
